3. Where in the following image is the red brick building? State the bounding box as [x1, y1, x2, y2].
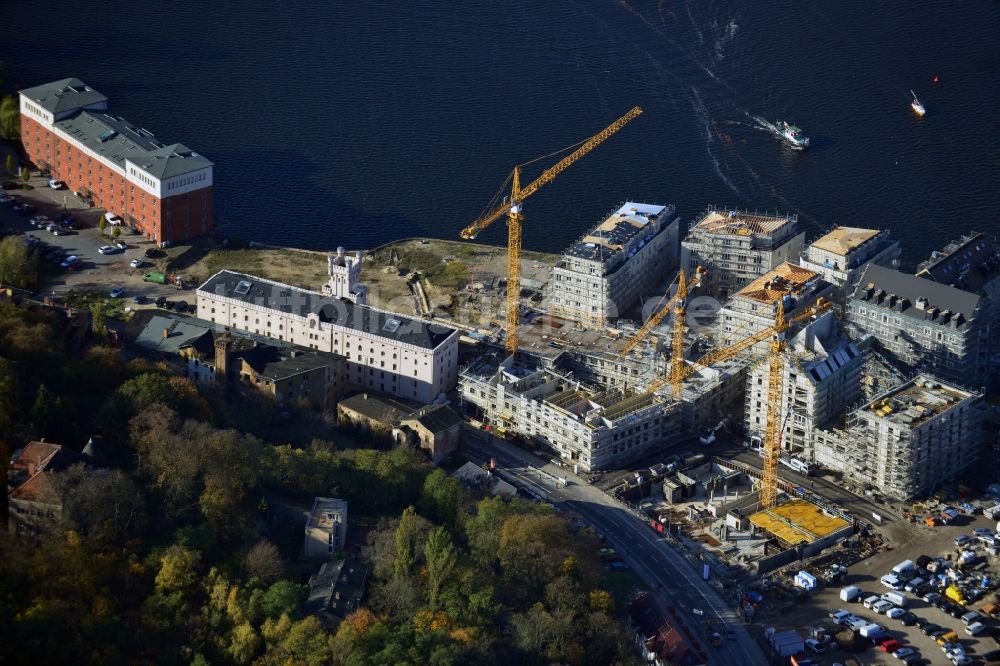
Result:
[19, 78, 214, 246]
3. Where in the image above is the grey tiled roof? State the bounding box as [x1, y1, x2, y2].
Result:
[54, 110, 212, 178]
[851, 264, 980, 323]
[198, 270, 456, 351]
[19, 78, 107, 114]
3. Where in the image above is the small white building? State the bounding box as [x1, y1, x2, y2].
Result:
[304, 497, 348, 560]
[196, 257, 459, 403]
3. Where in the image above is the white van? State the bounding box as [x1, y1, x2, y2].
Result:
[880, 574, 903, 590]
[881, 591, 907, 607]
[863, 595, 881, 609]
[840, 586, 863, 603]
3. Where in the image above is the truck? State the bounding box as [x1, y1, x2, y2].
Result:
[840, 585, 863, 602]
[142, 272, 184, 289]
[945, 584, 967, 605]
[881, 591, 907, 607]
[767, 628, 805, 657]
[892, 560, 916, 576]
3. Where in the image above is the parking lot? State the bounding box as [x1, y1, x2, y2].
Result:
[772, 509, 1000, 665]
[0, 173, 192, 308]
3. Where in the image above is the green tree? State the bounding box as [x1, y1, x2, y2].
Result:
[424, 527, 458, 611]
[99, 215, 107, 236]
[419, 468, 462, 529]
[20, 166, 29, 184]
[0, 95, 18, 140]
[394, 506, 426, 579]
[90, 302, 106, 335]
[4, 154, 13, 177]
[112, 225, 122, 242]
[29, 384, 64, 439]
[0, 236, 39, 288]
[260, 580, 305, 621]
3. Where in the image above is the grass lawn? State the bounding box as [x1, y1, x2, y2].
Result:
[65, 289, 132, 322]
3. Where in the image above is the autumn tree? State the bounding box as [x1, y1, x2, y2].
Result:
[0, 235, 39, 288]
[244, 540, 283, 584]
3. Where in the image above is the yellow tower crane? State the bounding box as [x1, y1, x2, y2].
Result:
[644, 297, 831, 506]
[618, 266, 705, 399]
[460, 106, 643, 356]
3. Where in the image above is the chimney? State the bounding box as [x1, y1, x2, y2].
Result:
[214, 333, 232, 383]
[163, 328, 170, 339]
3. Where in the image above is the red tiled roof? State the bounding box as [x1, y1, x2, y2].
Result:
[9, 470, 62, 505]
[10, 441, 62, 472]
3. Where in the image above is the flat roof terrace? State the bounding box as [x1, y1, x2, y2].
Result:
[865, 375, 974, 429]
[810, 227, 881, 256]
[564, 202, 667, 265]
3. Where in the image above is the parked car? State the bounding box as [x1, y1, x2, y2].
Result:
[1, 181, 18, 190]
[109, 287, 125, 298]
[50, 226, 66, 236]
[974, 527, 993, 537]
[966, 621, 986, 636]
[98, 245, 121, 255]
[154, 296, 167, 307]
[921, 623, 943, 636]
[891, 647, 915, 659]
[899, 612, 918, 626]
[132, 295, 146, 305]
[129, 258, 143, 268]
[880, 639, 903, 653]
[955, 535, 972, 547]
[144, 247, 163, 258]
[17, 203, 37, 216]
[47, 179, 65, 189]
[104, 212, 123, 225]
[886, 607, 906, 619]
[873, 600, 894, 614]
[914, 616, 931, 628]
[114, 241, 127, 249]
[175, 301, 189, 313]
[805, 639, 826, 654]
[59, 255, 79, 269]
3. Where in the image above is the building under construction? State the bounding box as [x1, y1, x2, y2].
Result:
[458, 353, 680, 472]
[719, 262, 835, 357]
[799, 226, 901, 304]
[547, 202, 680, 326]
[745, 312, 863, 463]
[681, 208, 804, 298]
[814, 374, 983, 500]
[746, 499, 853, 555]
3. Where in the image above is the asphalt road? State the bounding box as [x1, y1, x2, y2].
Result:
[464, 432, 768, 666]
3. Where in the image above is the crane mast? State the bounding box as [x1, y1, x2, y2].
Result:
[460, 107, 643, 355]
[643, 297, 831, 508]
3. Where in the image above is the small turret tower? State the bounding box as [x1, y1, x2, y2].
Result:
[322, 246, 367, 304]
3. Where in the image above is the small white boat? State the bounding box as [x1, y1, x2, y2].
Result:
[774, 120, 809, 149]
[910, 90, 926, 116]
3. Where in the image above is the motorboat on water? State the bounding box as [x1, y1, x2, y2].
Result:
[910, 90, 926, 116]
[774, 121, 809, 149]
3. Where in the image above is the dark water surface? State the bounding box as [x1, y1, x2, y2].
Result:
[4, 0, 999, 266]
